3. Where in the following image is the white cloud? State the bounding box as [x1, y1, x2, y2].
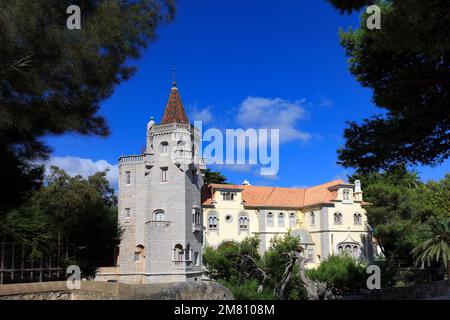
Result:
[45, 156, 118, 187]
[317, 97, 334, 108]
[190, 106, 213, 125]
[236, 97, 311, 143]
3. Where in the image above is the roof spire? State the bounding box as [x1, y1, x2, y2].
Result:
[172, 65, 177, 87]
[160, 70, 189, 124]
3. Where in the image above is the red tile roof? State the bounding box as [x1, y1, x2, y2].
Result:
[160, 86, 189, 124]
[202, 179, 347, 208]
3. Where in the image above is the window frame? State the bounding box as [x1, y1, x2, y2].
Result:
[208, 213, 218, 230]
[267, 212, 274, 227]
[239, 214, 249, 230]
[278, 212, 285, 227]
[161, 167, 168, 182]
[333, 212, 343, 225]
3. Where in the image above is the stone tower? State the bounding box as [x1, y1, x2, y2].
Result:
[117, 81, 205, 284]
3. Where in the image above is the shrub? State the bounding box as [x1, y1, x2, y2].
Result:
[306, 255, 366, 293]
[219, 278, 275, 300]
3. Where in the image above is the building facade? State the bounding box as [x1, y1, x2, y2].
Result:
[201, 180, 373, 268]
[114, 82, 372, 283]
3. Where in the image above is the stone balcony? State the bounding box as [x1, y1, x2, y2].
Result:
[145, 220, 171, 228]
[119, 153, 154, 167]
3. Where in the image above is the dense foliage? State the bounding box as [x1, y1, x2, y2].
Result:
[352, 166, 450, 282]
[327, 0, 450, 172]
[306, 255, 366, 293]
[0, 167, 121, 277]
[0, 0, 175, 212]
[203, 234, 307, 300]
[412, 216, 450, 279]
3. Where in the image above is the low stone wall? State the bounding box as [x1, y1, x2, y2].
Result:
[0, 280, 234, 300]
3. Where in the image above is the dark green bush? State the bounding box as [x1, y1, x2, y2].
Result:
[306, 255, 367, 293]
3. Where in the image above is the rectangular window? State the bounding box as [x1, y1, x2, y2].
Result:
[194, 252, 199, 266]
[125, 171, 131, 185]
[161, 167, 168, 182]
[125, 208, 131, 219]
[134, 251, 140, 262]
[267, 214, 273, 227]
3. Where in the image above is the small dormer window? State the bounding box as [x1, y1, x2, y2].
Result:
[343, 189, 351, 200]
[222, 192, 235, 201]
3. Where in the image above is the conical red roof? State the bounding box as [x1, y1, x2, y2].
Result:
[160, 84, 189, 124]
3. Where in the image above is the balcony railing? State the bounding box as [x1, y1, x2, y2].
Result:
[146, 220, 171, 228]
[192, 223, 202, 233]
[119, 153, 154, 166]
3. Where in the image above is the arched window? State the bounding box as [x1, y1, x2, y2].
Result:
[310, 212, 315, 226]
[134, 245, 144, 263]
[208, 213, 218, 229]
[267, 212, 274, 227]
[154, 210, 166, 221]
[354, 213, 362, 225]
[337, 243, 360, 260]
[289, 213, 296, 227]
[334, 212, 342, 225]
[278, 212, 285, 227]
[239, 214, 249, 230]
[160, 141, 169, 154]
[174, 244, 184, 261]
[352, 245, 359, 259]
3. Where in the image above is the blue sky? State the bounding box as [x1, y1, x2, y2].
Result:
[45, 0, 449, 188]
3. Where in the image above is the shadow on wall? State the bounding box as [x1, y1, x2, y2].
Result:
[0, 280, 234, 300]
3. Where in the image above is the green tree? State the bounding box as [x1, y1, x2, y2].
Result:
[350, 165, 431, 266]
[306, 255, 366, 293]
[327, 0, 450, 172]
[412, 216, 450, 279]
[0, 166, 121, 277]
[203, 234, 308, 300]
[0, 0, 175, 211]
[203, 168, 228, 185]
[419, 174, 450, 218]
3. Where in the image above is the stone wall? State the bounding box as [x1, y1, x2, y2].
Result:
[0, 280, 233, 300]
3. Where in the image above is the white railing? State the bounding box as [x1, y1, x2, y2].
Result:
[119, 155, 145, 164]
[119, 153, 154, 165]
